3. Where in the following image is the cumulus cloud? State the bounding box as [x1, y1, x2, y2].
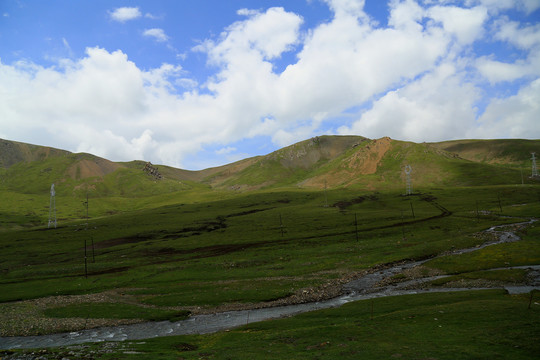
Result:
[109, 7, 142, 22]
[471, 78, 540, 138]
[338, 63, 480, 141]
[474, 0, 540, 14]
[143, 28, 169, 42]
[215, 147, 237, 155]
[1, 0, 539, 169]
[428, 5, 487, 45]
[477, 20, 540, 83]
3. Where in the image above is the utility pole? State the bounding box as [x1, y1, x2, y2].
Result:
[401, 210, 405, 240]
[83, 193, 89, 278]
[85, 193, 89, 227]
[324, 180, 328, 207]
[532, 152, 538, 177]
[48, 184, 56, 229]
[404, 165, 412, 195]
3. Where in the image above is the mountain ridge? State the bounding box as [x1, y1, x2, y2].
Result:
[1, 136, 539, 196]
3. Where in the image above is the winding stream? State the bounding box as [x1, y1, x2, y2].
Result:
[1, 219, 538, 350]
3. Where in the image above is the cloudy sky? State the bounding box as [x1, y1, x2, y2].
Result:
[1, 0, 539, 169]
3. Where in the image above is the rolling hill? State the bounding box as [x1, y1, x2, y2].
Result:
[0, 135, 538, 228]
[430, 139, 540, 166]
[1, 136, 539, 195]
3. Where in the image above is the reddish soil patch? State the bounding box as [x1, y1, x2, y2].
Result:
[67, 158, 121, 180]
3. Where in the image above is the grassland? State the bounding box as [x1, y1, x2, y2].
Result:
[1, 137, 539, 358]
[1, 185, 539, 335]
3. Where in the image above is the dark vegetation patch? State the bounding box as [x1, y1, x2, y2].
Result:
[174, 342, 198, 351]
[332, 194, 378, 210]
[93, 234, 154, 249]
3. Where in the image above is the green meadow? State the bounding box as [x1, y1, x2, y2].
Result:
[1, 137, 539, 358]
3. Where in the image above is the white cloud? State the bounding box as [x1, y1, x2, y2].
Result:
[109, 7, 142, 22]
[215, 147, 237, 155]
[143, 28, 169, 42]
[237, 8, 259, 17]
[476, 20, 540, 83]
[473, 0, 540, 14]
[338, 63, 480, 142]
[471, 78, 540, 139]
[428, 5, 487, 45]
[202, 7, 302, 63]
[2, 1, 539, 169]
[323, 0, 367, 19]
[144, 13, 161, 20]
[494, 20, 540, 49]
[273, 0, 448, 126]
[389, 0, 425, 31]
[0, 48, 177, 163]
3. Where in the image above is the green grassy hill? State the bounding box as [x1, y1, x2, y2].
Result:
[0, 138, 70, 168]
[430, 139, 540, 166]
[202, 136, 535, 191]
[0, 136, 538, 229]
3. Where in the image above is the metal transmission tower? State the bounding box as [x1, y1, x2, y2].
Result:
[48, 183, 56, 228]
[532, 152, 539, 177]
[404, 165, 412, 195]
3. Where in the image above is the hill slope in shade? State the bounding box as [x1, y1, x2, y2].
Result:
[430, 139, 540, 166]
[0, 138, 70, 168]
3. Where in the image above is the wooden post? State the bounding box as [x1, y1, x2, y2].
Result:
[410, 201, 415, 219]
[498, 195, 502, 214]
[279, 214, 284, 237]
[91, 236, 95, 263]
[354, 213, 359, 242]
[84, 237, 88, 279]
[401, 210, 405, 239]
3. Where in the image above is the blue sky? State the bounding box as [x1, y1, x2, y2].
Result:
[1, 0, 539, 170]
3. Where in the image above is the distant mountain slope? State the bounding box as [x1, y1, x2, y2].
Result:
[430, 139, 540, 166]
[0, 138, 70, 168]
[200, 136, 534, 191]
[0, 139, 194, 197]
[202, 135, 368, 190]
[1, 136, 537, 197]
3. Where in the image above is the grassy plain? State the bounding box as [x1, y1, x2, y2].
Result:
[1, 184, 539, 333]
